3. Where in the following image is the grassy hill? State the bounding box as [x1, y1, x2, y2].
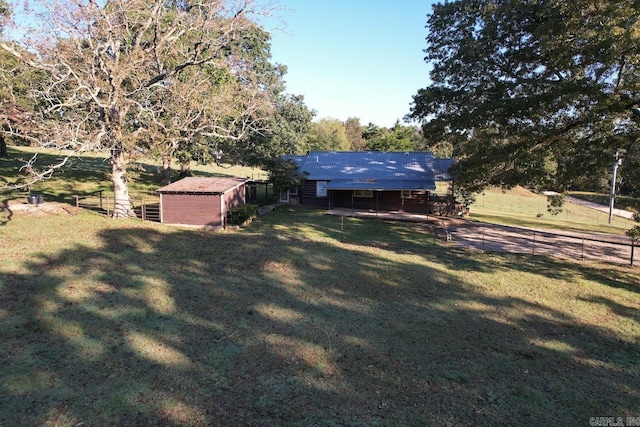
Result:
[1, 147, 639, 424]
[0, 146, 267, 203]
[469, 186, 636, 235]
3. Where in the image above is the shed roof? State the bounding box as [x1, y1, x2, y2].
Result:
[157, 177, 247, 194]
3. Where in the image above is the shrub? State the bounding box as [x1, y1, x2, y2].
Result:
[227, 204, 259, 226]
[546, 193, 565, 216]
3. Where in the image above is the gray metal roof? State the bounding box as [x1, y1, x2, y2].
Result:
[294, 151, 453, 189]
[282, 155, 307, 166]
[325, 179, 435, 191]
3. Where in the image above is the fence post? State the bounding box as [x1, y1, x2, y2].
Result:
[75, 195, 79, 215]
[341, 216, 344, 240]
[532, 231, 536, 256]
[631, 242, 635, 267]
[141, 199, 146, 222]
[581, 238, 585, 261]
[106, 197, 110, 218]
[99, 191, 103, 209]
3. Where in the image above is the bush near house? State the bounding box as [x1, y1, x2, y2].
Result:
[227, 204, 259, 226]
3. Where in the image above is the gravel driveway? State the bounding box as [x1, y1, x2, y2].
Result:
[328, 208, 637, 266]
[447, 219, 636, 266]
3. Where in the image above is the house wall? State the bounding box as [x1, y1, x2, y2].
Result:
[300, 180, 430, 213]
[301, 181, 331, 208]
[160, 193, 222, 227]
[333, 191, 429, 213]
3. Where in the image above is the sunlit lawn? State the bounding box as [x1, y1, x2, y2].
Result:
[1, 205, 638, 425]
[0, 146, 266, 203]
[469, 187, 635, 235]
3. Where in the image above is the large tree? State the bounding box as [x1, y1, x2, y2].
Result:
[408, 0, 640, 194]
[344, 117, 365, 151]
[362, 121, 420, 152]
[1, 0, 278, 217]
[304, 118, 350, 152]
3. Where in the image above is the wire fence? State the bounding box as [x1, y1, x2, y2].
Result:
[251, 211, 638, 267]
[71, 194, 637, 267]
[74, 191, 160, 222]
[453, 223, 637, 266]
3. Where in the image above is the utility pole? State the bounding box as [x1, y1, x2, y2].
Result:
[609, 149, 623, 224]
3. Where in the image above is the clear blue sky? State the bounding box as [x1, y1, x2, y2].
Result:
[263, 1, 435, 128]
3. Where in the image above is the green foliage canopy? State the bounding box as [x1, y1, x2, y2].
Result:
[362, 121, 420, 152]
[409, 0, 640, 194]
[304, 118, 350, 152]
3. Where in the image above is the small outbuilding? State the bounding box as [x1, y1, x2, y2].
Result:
[157, 177, 247, 229]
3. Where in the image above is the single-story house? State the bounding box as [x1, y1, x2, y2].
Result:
[157, 177, 247, 228]
[281, 151, 455, 214]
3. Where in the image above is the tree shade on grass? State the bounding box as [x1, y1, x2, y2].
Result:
[0, 207, 638, 425]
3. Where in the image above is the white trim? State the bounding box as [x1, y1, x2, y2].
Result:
[316, 181, 328, 197]
[353, 189, 373, 198]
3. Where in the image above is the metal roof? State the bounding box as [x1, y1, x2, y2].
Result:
[293, 151, 453, 189]
[157, 177, 247, 194]
[281, 155, 307, 166]
[325, 179, 436, 191]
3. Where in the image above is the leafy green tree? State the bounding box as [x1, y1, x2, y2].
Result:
[362, 121, 418, 152]
[1, 0, 278, 217]
[0, 0, 8, 24]
[266, 157, 307, 194]
[304, 118, 350, 152]
[546, 193, 565, 216]
[408, 0, 640, 194]
[225, 93, 315, 167]
[345, 117, 365, 151]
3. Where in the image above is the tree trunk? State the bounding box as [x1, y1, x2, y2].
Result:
[111, 150, 133, 218]
[161, 154, 172, 185]
[178, 162, 192, 179]
[0, 133, 8, 158]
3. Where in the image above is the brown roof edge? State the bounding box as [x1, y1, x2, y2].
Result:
[157, 177, 248, 194]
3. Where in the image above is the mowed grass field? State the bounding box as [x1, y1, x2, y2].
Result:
[1, 147, 639, 424]
[1, 203, 639, 425]
[469, 186, 635, 235]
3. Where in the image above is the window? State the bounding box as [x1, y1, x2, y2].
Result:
[316, 181, 328, 197]
[353, 190, 373, 198]
[401, 190, 412, 198]
[289, 187, 298, 196]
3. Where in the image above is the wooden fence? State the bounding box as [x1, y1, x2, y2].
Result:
[74, 191, 160, 222]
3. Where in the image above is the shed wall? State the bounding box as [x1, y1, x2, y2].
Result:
[224, 185, 246, 212]
[161, 194, 222, 226]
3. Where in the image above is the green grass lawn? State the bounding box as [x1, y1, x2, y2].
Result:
[0, 146, 267, 202]
[1, 206, 638, 425]
[469, 187, 636, 235]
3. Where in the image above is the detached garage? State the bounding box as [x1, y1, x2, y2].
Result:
[157, 177, 247, 229]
